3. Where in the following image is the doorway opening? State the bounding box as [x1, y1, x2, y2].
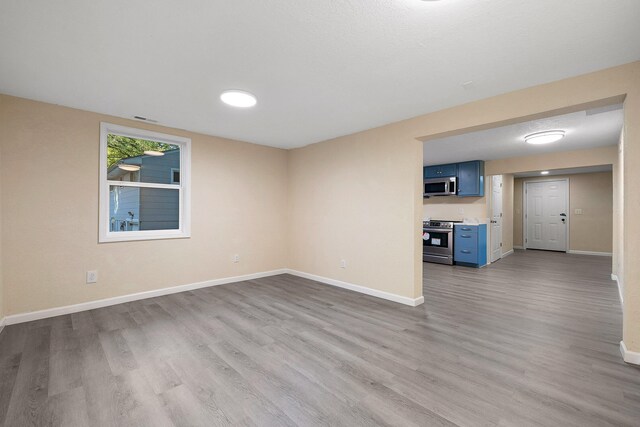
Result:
[490, 175, 503, 262]
[423, 104, 621, 270]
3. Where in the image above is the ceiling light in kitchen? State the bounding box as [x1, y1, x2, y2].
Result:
[540, 171, 550, 175]
[524, 130, 565, 145]
[220, 90, 257, 108]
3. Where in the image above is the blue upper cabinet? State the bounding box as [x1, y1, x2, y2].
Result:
[424, 163, 457, 179]
[457, 160, 484, 197]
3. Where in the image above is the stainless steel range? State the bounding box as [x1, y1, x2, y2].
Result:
[423, 220, 459, 265]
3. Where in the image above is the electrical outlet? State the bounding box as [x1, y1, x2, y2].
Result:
[86, 270, 98, 284]
[458, 208, 465, 214]
[340, 259, 347, 269]
[233, 254, 240, 263]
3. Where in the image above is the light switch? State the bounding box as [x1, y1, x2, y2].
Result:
[574, 209, 583, 215]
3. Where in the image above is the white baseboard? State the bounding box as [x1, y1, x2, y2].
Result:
[620, 341, 640, 365]
[286, 269, 424, 307]
[4, 269, 287, 326]
[568, 250, 612, 257]
[513, 246, 525, 250]
[611, 274, 624, 306]
[501, 249, 514, 258]
[3, 267, 426, 326]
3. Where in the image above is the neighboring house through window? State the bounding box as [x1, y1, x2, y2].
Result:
[99, 123, 191, 242]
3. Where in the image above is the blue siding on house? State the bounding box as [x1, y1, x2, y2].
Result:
[139, 150, 180, 184]
[139, 188, 179, 230]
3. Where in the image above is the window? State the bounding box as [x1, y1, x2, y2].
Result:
[99, 123, 191, 242]
[170, 168, 180, 184]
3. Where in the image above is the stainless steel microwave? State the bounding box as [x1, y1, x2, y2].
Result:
[424, 177, 457, 197]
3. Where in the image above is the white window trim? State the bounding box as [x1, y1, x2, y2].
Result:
[99, 122, 191, 243]
[170, 167, 180, 184]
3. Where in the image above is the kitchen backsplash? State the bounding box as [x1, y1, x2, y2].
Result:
[423, 196, 487, 221]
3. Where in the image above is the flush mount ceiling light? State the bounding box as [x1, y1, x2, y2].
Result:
[143, 150, 165, 156]
[220, 90, 257, 108]
[117, 163, 141, 171]
[524, 130, 565, 145]
[540, 171, 550, 175]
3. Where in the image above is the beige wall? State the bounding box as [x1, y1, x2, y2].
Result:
[485, 146, 617, 175]
[0, 142, 3, 320]
[0, 95, 289, 316]
[513, 172, 613, 253]
[622, 71, 640, 353]
[613, 130, 625, 297]
[502, 174, 514, 254]
[288, 132, 424, 300]
[514, 180, 524, 248]
[423, 195, 487, 222]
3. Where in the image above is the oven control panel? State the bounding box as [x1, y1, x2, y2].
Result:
[424, 221, 455, 229]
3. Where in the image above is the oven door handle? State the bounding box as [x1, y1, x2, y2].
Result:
[423, 228, 453, 233]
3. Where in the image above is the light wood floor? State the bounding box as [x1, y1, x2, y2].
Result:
[1, 250, 639, 426]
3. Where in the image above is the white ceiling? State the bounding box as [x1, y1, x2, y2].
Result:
[423, 105, 623, 165]
[1, 1, 639, 149]
[514, 165, 612, 178]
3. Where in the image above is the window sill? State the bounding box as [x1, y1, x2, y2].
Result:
[99, 230, 191, 243]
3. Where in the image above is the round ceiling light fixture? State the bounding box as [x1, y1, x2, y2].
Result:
[220, 90, 257, 108]
[540, 171, 550, 175]
[524, 130, 565, 145]
[118, 163, 141, 172]
[143, 150, 165, 156]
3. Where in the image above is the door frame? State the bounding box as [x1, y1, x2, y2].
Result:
[523, 178, 570, 252]
[489, 175, 503, 262]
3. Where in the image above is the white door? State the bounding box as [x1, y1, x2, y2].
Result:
[525, 180, 568, 251]
[490, 175, 503, 262]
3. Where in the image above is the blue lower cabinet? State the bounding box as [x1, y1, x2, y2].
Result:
[454, 224, 487, 267]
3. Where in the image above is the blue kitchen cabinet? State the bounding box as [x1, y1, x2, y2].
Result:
[457, 160, 484, 197]
[454, 224, 487, 267]
[424, 163, 457, 179]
